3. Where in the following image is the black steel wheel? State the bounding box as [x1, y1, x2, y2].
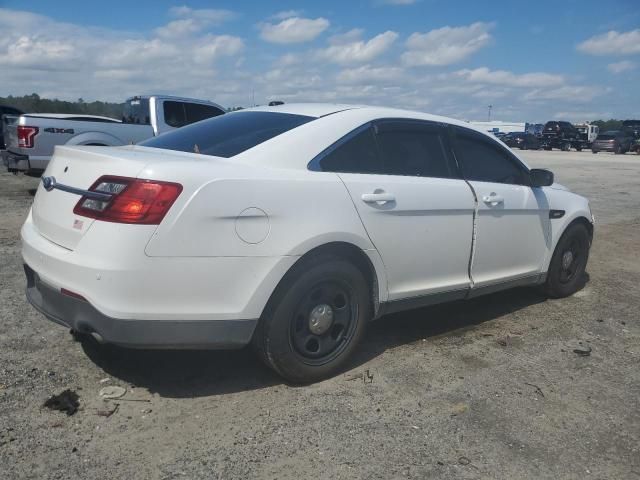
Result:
[289, 280, 358, 365]
[545, 223, 591, 298]
[252, 253, 371, 383]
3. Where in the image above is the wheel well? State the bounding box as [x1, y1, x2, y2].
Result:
[293, 242, 380, 318]
[566, 216, 594, 243]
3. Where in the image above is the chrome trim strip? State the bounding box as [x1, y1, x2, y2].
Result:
[41, 176, 113, 201]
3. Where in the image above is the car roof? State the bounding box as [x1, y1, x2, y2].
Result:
[242, 103, 482, 131]
[245, 103, 362, 118]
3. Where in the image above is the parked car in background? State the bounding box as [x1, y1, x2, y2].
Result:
[622, 119, 640, 139]
[540, 121, 586, 151]
[574, 123, 599, 148]
[22, 103, 593, 383]
[0, 104, 24, 149]
[502, 132, 541, 150]
[3, 95, 225, 176]
[591, 131, 634, 154]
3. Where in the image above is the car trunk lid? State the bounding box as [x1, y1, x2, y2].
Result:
[31, 146, 153, 250]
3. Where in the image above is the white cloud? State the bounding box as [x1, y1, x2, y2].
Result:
[169, 6, 235, 24]
[0, 8, 244, 104]
[523, 85, 604, 103]
[270, 10, 303, 21]
[156, 6, 235, 38]
[577, 29, 640, 56]
[607, 60, 636, 74]
[260, 17, 329, 44]
[317, 31, 398, 64]
[402, 22, 493, 66]
[455, 67, 565, 88]
[336, 64, 406, 84]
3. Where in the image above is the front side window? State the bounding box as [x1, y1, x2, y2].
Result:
[140, 111, 314, 158]
[452, 127, 529, 185]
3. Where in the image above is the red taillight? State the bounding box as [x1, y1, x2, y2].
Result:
[17, 126, 39, 148]
[73, 175, 182, 224]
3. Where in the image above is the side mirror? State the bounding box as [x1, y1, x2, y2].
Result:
[530, 168, 554, 187]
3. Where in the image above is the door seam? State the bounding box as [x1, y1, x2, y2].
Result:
[464, 179, 479, 289]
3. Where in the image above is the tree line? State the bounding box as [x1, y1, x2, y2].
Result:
[0, 94, 632, 130]
[1, 94, 123, 119]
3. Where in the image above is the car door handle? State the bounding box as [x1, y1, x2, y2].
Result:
[482, 194, 504, 205]
[361, 192, 395, 204]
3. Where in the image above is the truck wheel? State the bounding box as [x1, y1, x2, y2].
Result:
[544, 146, 552, 151]
[545, 223, 590, 298]
[592, 149, 598, 154]
[576, 146, 582, 152]
[562, 142, 571, 152]
[252, 253, 371, 383]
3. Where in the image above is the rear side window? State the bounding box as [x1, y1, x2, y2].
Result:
[316, 120, 455, 178]
[163, 101, 188, 128]
[453, 127, 529, 185]
[375, 121, 454, 178]
[319, 126, 383, 174]
[140, 111, 314, 158]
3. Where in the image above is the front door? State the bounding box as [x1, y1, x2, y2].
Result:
[451, 126, 551, 287]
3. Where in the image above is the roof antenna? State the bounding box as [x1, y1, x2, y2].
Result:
[194, 144, 200, 154]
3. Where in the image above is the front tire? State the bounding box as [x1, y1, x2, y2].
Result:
[545, 223, 590, 298]
[252, 254, 371, 383]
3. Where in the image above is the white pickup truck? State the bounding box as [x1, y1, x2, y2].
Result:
[2, 95, 225, 176]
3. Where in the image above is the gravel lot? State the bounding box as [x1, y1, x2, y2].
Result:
[1, 149, 639, 479]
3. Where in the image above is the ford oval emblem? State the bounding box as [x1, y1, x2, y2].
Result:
[42, 176, 56, 192]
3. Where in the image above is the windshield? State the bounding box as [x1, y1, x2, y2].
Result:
[140, 111, 315, 158]
[122, 98, 150, 125]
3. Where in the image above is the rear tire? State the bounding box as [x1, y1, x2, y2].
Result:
[562, 142, 571, 152]
[545, 223, 590, 298]
[252, 254, 371, 383]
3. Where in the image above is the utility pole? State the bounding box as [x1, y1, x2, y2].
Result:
[488, 105, 493, 122]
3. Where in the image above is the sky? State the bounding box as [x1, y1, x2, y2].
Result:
[0, 0, 638, 122]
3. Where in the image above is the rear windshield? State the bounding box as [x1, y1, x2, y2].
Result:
[122, 98, 150, 125]
[140, 111, 315, 158]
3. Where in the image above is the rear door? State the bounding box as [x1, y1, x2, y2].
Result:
[451, 126, 550, 288]
[317, 120, 475, 301]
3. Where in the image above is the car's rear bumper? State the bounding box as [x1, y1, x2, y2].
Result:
[591, 144, 615, 152]
[25, 264, 257, 349]
[2, 150, 47, 174]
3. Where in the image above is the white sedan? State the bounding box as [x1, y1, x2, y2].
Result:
[22, 104, 593, 382]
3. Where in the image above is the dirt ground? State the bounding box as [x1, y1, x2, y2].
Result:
[1, 149, 638, 479]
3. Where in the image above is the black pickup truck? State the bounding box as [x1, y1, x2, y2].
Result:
[540, 121, 587, 151]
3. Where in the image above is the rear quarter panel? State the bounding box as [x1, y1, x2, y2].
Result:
[144, 163, 376, 258]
